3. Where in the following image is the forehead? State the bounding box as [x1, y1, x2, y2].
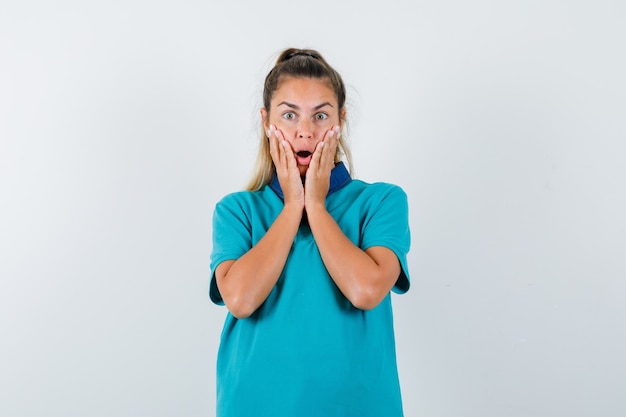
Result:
[272, 77, 337, 106]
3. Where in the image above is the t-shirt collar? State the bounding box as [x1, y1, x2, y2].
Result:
[269, 161, 352, 201]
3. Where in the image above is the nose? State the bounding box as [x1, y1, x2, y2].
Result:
[297, 119, 313, 139]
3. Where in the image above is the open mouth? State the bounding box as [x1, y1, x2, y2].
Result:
[295, 150, 313, 165]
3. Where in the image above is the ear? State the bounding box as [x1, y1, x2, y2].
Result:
[260, 108, 269, 132]
[340, 109, 347, 128]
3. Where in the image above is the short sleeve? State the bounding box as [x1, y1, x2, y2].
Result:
[209, 196, 253, 305]
[360, 185, 411, 294]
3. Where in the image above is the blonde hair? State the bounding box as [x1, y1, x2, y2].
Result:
[246, 48, 353, 191]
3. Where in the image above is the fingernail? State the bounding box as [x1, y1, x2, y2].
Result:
[329, 130, 334, 138]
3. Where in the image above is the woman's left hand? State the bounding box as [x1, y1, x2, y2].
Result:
[304, 125, 340, 210]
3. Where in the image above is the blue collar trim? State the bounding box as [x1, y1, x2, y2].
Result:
[269, 161, 352, 201]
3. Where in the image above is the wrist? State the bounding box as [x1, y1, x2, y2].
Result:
[304, 201, 327, 219]
[282, 201, 305, 218]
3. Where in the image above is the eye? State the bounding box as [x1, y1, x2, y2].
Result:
[283, 112, 296, 120]
[315, 113, 328, 121]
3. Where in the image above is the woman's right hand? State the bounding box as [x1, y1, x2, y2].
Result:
[268, 125, 305, 209]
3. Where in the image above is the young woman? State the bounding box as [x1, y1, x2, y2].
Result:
[209, 48, 411, 417]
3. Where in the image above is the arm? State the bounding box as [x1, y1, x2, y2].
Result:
[215, 126, 304, 318]
[216, 203, 302, 319]
[306, 204, 401, 310]
[304, 127, 401, 310]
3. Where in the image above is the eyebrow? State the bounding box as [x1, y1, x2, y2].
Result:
[277, 101, 334, 111]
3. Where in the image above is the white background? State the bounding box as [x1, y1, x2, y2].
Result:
[1, 1, 625, 416]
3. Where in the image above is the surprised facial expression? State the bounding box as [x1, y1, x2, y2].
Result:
[262, 76, 343, 176]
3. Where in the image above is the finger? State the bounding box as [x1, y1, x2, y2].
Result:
[329, 126, 340, 164]
[310, 129, 331, 173]
[283, 140, 297, 171]
[268, 125, 285, 169]
[268, 125, 278, 160]
[309, 140, 324, 172]
[319, 126, 339, 169]
[275, 128, 299, 173]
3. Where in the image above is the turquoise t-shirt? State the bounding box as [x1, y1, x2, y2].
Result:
[209, 162, 411, 417]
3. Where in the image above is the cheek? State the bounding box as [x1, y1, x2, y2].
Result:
[271, 117, 334, 139]
[272, 119, 300, 136]
[270, 115, 289, 129]
[283, 138, 299, 152]
[275, 124, 296, 139]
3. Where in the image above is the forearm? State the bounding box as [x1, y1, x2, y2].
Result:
[217, 203, 302, 318]
[306, 203, 399, 310]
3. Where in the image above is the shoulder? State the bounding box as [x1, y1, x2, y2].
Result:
[213, 186, 282, 227]
[342, 180, 408, 203]
[216, 189, 252, 208]
[216, 186, 279, 210]
[346, 179, 405, 193]
[328, 180, 408, 221]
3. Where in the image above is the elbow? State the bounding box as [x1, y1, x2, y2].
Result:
[344, 269, 394, 310]
[227, 305, 255, 320]
[217, 279, 260, 319]
[350, 296, 384, 311]
[348, 287, 387, 311]
[223, 296, 258, 319]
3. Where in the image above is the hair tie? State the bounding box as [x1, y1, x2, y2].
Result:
[286, 51, 319, 60]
